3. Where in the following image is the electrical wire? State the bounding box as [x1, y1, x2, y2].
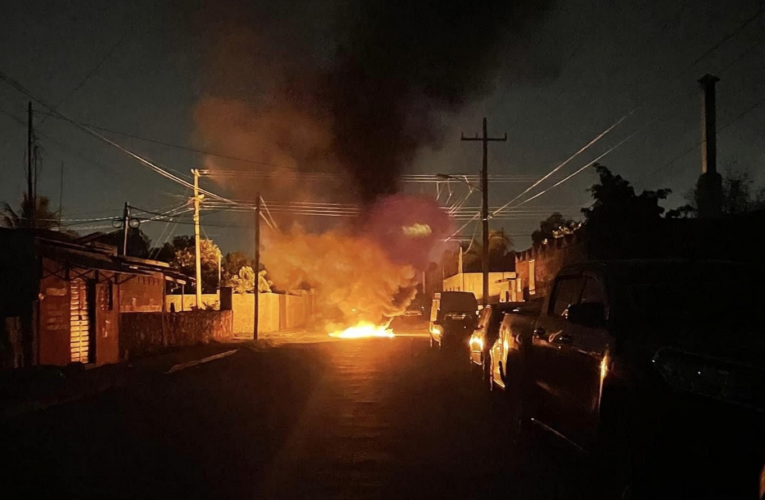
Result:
[490, 114, 632, 217]
[636, 90, 765, 185]
[33, 114, 300, 171]
[36, 28, 131, 129]
[488, 8, 765, 222]
[259, 196, 279, 233]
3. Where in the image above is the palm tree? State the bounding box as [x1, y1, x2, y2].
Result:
[1, 194, 59, 230]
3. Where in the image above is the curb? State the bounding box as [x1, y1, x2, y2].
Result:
[165, 349, 239, 374]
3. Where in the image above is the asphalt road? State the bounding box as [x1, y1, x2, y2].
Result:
[1, 328, 600, 500]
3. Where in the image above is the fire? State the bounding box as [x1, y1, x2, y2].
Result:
[329, 322, 395, 339]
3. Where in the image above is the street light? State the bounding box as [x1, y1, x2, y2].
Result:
[434, 173, 482, 191]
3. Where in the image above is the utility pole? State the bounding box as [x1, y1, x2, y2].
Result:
[218, 252, 222, 290]
[697, 74, 722, 219]
[253, 194, 261, 340]
[192, 169, 203, 308]
[27, 102, 34, 229]
[461, 117, 506, 306]
[122, 202, 130, 256]
[58, 162, 64, 227]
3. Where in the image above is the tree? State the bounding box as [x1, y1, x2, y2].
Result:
[444, 229, 514, 274]
[582, 164, 671, 257]
[94, 228, 152, 258]
[672, 168, 765, 217]
[152, 235, 194, 264]
[583, 164, 670, 224]
[229, 266, 272, 294]
[222, 251, 254, 284]
[531, 212, 578, 246]
[171, 238, 222, 293]
[1, 194, 59, 230]
[487, 229, 514, 270]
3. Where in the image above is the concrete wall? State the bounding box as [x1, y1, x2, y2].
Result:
[515, 233, 587, 299]
[119, 310, 233, 359]
[166, 292, 312, 337]
[284, 294, 310, 329]
[165, 293, 220, 312]
[232, 293, 282, 336]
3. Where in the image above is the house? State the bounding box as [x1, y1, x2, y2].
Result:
[442, 271, 519, 303]
[0, 229, 188, 370]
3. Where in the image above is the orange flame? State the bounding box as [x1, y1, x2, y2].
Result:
[329, 322, 395, 339]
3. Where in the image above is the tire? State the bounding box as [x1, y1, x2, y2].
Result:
[512, 392, 534, 451]
[511, 368, 534, 448]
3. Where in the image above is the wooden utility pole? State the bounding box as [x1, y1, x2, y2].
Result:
[697, 74, 722, 219]
[253, 194, 261, 340]
[122, 202, 130, 255]
[461, 117, 506, 306]
[192, 169, 203, 308]
[58, 162, 64, 227]
[27, 102, 34, 229]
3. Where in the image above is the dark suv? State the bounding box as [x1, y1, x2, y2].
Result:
[509, 260, 765, 498]
[468, 302, 520, 384]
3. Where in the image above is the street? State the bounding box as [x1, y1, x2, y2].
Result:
[1, 329, 595, 500]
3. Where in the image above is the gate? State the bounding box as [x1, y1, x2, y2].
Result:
[70, 278, 91, 363]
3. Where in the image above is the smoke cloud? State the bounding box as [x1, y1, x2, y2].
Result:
[174, 0, 558, 327]
[262, 195, 451, 330]
[181, 0, 557, 204]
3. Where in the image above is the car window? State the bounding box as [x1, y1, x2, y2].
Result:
[580, 276, 606, 305]
[430, 299, 439, 322]
[550, 276, 585, 316]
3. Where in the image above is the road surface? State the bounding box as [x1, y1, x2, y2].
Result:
[1, 328, 597, 499]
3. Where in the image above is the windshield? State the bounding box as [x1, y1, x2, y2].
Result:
[440, 293, 478, 313]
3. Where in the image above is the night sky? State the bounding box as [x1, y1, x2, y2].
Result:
[1, 0, 764, 255]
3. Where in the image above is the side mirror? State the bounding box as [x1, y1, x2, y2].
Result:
[567, 302, 606, 328]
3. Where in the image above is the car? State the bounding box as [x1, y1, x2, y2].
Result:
[468, 302, 524, 385]
[508, 260, 765, 498]
[429, 291, 478, 350]
[487, 299, 543, 393]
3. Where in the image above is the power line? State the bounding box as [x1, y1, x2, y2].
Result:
[688, 9, 764, 68]
[34, 113, 300, 171]
[488, 7, 765, 222]
[36, 29, 131, 129]
[636, 90, 765, 184]
[490, 114, 632, 217]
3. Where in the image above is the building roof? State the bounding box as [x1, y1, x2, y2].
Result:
[0, 228, 191, 284]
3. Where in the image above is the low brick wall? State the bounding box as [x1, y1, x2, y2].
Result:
[120, 310, 233, 360]
[165, 293, 220, 312]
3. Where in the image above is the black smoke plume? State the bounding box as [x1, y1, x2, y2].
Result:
[175, 0, 557, 206]
[326, 0, 556, 203]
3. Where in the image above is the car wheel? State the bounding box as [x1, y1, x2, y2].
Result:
[512, 393, 534, 451]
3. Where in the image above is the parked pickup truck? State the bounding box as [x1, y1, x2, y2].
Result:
[490, 259, 765, 498]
